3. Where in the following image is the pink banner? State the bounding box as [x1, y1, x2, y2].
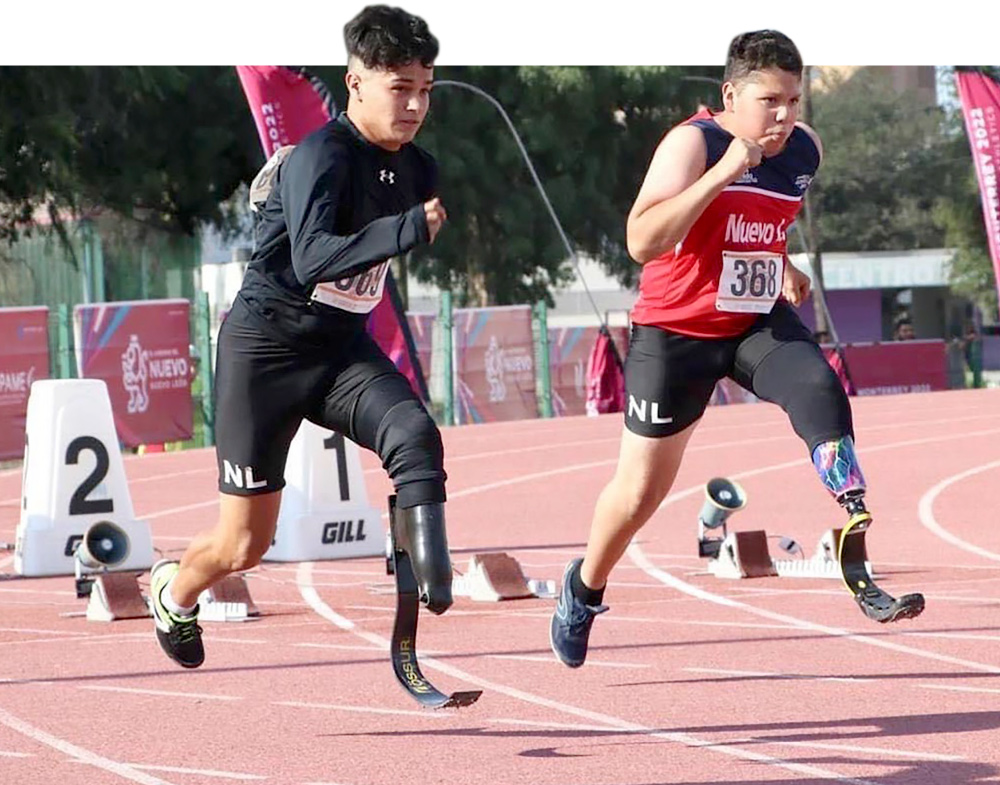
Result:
[0, 307, 49, 460]
[453, 306, 537, 424]
[841, 340, 949, 396]
[956, 70, 1000, 312]
[549, 326, 628, 416]
[74, 300, 193, 447]
[235, 66, 334, 157]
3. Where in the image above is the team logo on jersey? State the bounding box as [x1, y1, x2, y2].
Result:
[795, 174, 813, 193]
[725, 214, 787, 245]
[379, 168, 396, 185]
[734, 170, 759, 185]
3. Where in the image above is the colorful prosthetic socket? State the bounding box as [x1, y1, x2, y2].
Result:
[812, 436, 867, 501]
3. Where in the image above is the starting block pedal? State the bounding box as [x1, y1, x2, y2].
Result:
[707, 527, 876, 580]
[452, 553, 550, 602]
[86, 573, 151, 622]
[197, 574, 260, 622]
[707, 530, 777, 579]
[773, 528, 874, 579]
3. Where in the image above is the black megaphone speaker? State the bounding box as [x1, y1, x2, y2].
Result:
[76, 521, 130, 569]
[698, 477, 747, 530]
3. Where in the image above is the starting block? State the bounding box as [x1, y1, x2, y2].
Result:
[452, 553, 555, 602]
[15, 380, 155, 577]
[707, 530, 778, 579]
[85, 572, 151, 622]
[707, 527, 874, 580]
[197, 574, 260, 622]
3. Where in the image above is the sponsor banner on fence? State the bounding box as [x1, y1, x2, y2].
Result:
[74, 299, 193, 447]
[0, 307, 49, 460]
[842, 340, 949, 395]
[453, 306, 537, 424]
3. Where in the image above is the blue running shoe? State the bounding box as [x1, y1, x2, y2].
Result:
[550, 558, 608, 668]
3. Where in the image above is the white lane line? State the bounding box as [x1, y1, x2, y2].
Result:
[0, 704, 178, 784]
[0, 749, 33, 757]
[142, 500, 217, 520]
[627, 429, 1000, 677]
[759, 739, 965, 763]
[79, 686, 242, 701]
[0, 627, 89, 636]
[68, 760, 266, 780]
[296, 562, 878, 785]
[291, 642, 383, 652]
[918, 460, 1000, 563]
[274, 700, 450, 719]
[919, 684, 1000, 696]
[486, 654, 650, 669]
[683, 667, 862, 684]
[488, 717, 621, 732]
[630, 544, 1000, 675]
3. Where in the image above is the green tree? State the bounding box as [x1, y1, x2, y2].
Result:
[811, 68, 959, 252]
[393, 66, 719, 306]
[0, 66, 259, 245]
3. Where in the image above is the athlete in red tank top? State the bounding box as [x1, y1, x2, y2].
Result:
[631, 107, 819, 337]
[550, 32, 924, 672]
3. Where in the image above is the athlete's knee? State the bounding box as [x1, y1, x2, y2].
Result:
[214, 496, 279, 573]
[376, 399, 445, 482]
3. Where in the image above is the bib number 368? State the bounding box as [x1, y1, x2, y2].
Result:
[716, 251, 783, 314]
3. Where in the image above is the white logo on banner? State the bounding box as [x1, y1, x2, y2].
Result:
[485, 335, 507, 403]
[121, 334, 150, 414]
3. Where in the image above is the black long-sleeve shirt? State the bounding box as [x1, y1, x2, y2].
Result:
[239, 112, 436, 348]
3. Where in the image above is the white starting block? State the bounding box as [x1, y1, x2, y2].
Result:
[264, 420, 384, 562]
[15, 380, 154, 577]
[708, 527, 874, 580]
[452, 552, 555, 602]
[196, 574, 260, 622]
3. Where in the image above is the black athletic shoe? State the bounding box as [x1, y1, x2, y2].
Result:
[150, 560, 204, 668]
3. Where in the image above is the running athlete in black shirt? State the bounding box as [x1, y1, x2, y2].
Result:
[150, 6, 451, 671]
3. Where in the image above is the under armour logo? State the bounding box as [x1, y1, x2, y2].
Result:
[379, 169, 395, 184]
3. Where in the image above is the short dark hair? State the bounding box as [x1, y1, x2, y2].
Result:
[724, 30, 803, 84]
[344, 5, 438, 69]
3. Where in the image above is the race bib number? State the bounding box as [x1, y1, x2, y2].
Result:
[715, 251, 783, 314]
[311, 261, 391, 314]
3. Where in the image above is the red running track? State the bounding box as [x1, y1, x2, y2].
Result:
[1, 388, 999, 785]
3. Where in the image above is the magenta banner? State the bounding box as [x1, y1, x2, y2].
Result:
[235, 66, 334, 157]
[0, 307, 49, 460]
[453, 306, 537, 424]
[956, 70, 1000, 312]
[842, 340, 949, 396]
[74, 300, 193, 447]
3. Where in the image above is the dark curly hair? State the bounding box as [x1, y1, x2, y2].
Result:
[344, 5, 438, 69]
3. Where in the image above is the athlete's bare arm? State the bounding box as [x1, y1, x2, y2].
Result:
[627, 126, 765, 264]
